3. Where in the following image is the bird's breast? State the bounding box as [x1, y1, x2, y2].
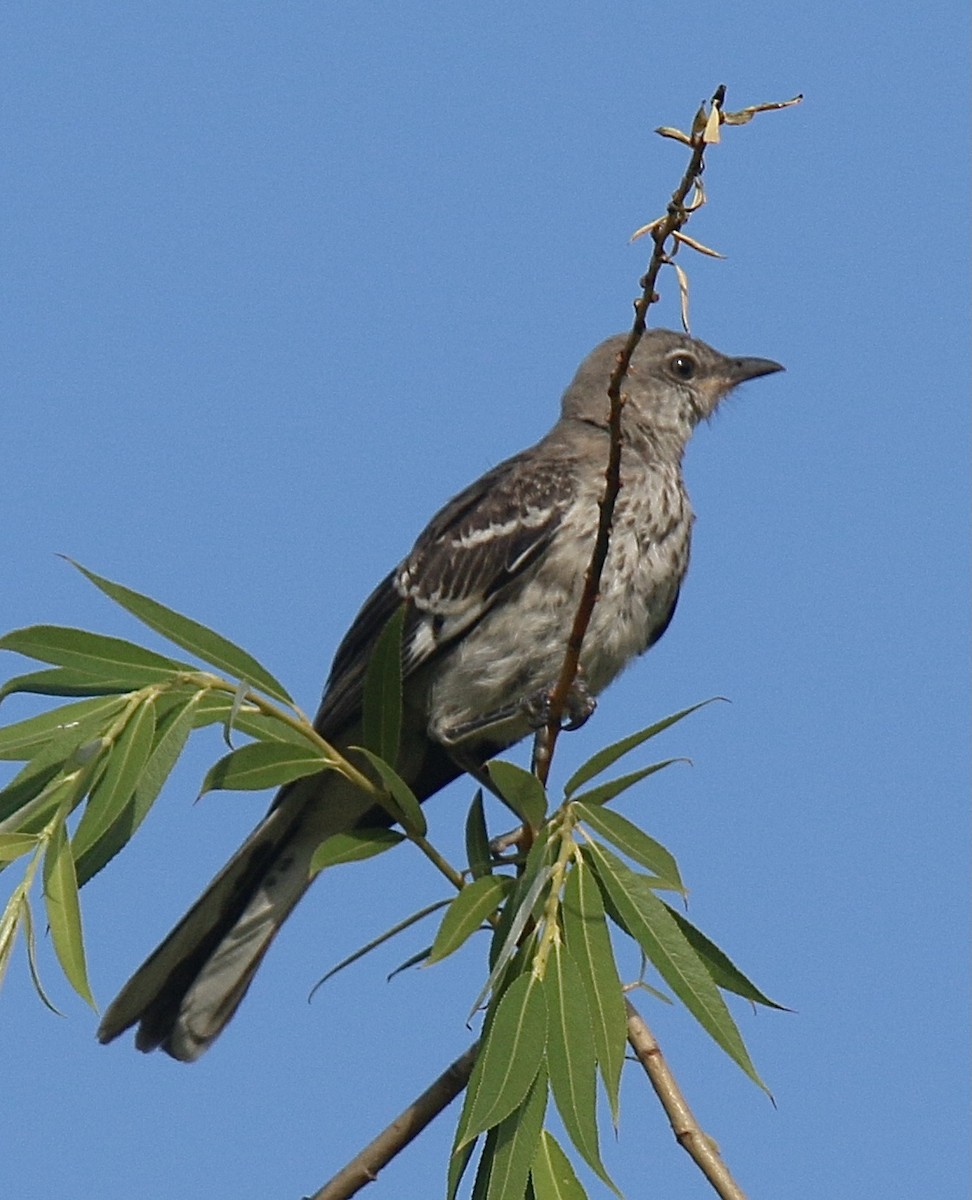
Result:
[425, 466, 692, 749]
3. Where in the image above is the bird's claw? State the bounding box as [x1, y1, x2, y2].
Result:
[521, 676, 596, 732]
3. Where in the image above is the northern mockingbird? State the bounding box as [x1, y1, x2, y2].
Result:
[97, 328, 782, 1060]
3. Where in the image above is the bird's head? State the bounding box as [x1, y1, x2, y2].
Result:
[561, 328, 783, 456]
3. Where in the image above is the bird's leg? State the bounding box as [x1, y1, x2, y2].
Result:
[520, 672, 597, 733]
[437, 673, 596, 748]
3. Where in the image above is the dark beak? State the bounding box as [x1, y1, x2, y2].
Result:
[726, 355, 785, 384]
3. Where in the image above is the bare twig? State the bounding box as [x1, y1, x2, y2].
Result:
[532, 84, 727, 787]
[308, 1042, 479, 1200]
[626, 999, 748, 1200]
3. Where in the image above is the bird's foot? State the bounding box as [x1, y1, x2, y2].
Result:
[521, 675, 596, 732]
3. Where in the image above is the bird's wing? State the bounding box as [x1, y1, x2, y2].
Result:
[314, 447, 576, 738]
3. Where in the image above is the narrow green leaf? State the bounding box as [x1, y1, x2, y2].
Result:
[465, 789, 491, 880]
[487, 759, 547, 829]
[570, 759, 684, 807]
[487, 825, 554, 970]
[0, 832, 39, 863]
[447, 1136, 479, 1200]
[564, 700, 718, 796]
[0, 695, 129, 761]
[544, 941, 618, 1194]
[470, 1128, 499, 1200]
[663, 903, 788, 1010]
[200, 741, 331, 794]
[531, 1130, 589, 1200]
[310, 900, 449, 994]
[354, 748, 427, 837]
[0, 769, 82, 838]
[0, 899, 20, 990]
[0, 755, 64, 826]
[475, 862, 551, 1019]
[43, 814, 95, 1007]
[386, 944, 433, 981]
[361, 605, 405, 766]
[561, 862, 626, 1124]
[0, 666, 148, 702]
[21, 897, 63, 1014]
[67, 560, 294, 705]
[574, 802, 685, 894]
[585, 841, 767, 1091]
[0, 624, 192, 683]
[455, 971, 548, 1148]
[73, 692, 199, 887]
[428, 875, 513, 965]
[486, 1063, 549, 1200]
[310, 827, 405, 872]
[71, 702, 157, 866]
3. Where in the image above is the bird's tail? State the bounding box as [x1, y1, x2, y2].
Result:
[97, 780, 352, 1062]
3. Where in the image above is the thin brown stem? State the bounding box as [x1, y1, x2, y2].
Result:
[532, 85, 726, 787]
[308, 1042, 479, 1200]
[626, 998, 748, 1200]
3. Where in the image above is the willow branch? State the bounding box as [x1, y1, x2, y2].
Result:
[532, 84, 727, 786]
[626, 998, 748, 1200]
[308, 1041, 479, 1200]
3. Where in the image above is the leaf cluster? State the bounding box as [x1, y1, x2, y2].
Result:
[0, 563, 785, 1200]
[0, 562, 383, 1005]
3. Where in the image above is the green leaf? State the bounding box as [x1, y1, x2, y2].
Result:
[43, 814, 95, 1007]
[0, 755, 64, 828]
[470, 1128, 499, 1200]
[475, 864, 551, 1018]
[71, 701, 157, 867]
[455, 971, 548, 1148]
[21, 897, 62, 1014]
[428, 875, 513, 965]
[361, 605, 405, 766]
[561, 861, 626, 1124]
[531, 1130, 589, 1200]
[0, 832, 39, 864]
[66, 560, 294, 705]
[585, 841, 767, 1091]
[353, 747, 427, 837]
[447, 1136, 479, 1200]
[386, 944, 433, 981]
[310, 826, 405, 872]
[487, 826, 554, 970]
[570, 759, 684, 807]
[310, 899, 450, 994]
[487, 760, 547, 829]
[573, 802, 685, 894]
[485, 1062, 549, 1200]
[0, 695, 129, 761]
[663, 903, 788, 1009]
[73, 691, 200, 887]
[564, 700, 717, 796]
[544, 941, 618, 1194]
[465, 789, 491, 880]
[0, 897, 20, 990]
[0, 666, 148, 702]
[0, 769, 83, 838]
[200, 741, 331, 794]
[0, 624, 192, 683]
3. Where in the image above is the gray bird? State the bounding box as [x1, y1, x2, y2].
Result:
[97, 328, 783, 1060]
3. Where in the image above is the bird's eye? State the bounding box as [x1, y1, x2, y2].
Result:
[669, 353, 697, 380]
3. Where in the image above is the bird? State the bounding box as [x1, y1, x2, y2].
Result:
[96, 327, 783, 1061]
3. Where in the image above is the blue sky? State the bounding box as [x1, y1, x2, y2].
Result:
[1, 4, 968, 1199]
